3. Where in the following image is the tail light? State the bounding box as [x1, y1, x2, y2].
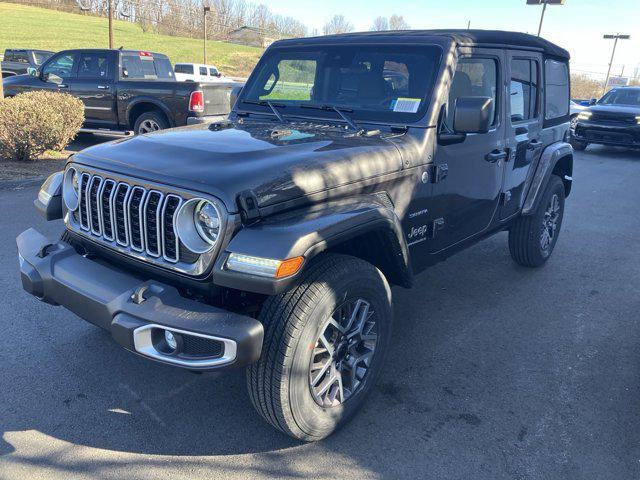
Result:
[189, 90, 204, 113]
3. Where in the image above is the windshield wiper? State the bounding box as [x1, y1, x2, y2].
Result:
[241, 99, 287, 123]
[300, 104, 361, 132]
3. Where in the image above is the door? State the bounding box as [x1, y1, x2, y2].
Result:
[71, 51, 118, 128]
[501, 53, 543, 219]
[429, 51, 507, 253]
[38, 51, 78, 93]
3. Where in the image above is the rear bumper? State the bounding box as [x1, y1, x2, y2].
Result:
[573, 121, 640, 147]
[186, 114, 228, 125]
[17, 228, 263, 371]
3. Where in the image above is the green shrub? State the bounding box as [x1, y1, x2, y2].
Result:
[0, 91, 84, 161]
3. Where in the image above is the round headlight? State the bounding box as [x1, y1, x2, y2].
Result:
[194, 200, 221, 245]
[63, 167, 79, 211]
[174, 198, 224, 254]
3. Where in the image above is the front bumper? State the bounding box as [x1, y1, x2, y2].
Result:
[17, 228, 263, 371]
[573, 121, 640, 147]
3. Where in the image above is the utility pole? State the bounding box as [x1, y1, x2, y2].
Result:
[602, 33, 630, 95]
[203, 5, 211, 64]
[108, 0, 114, 49]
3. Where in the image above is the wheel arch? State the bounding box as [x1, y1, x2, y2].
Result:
[522, 141, 573, 215]
[126, 98, 174, 130]
[212, 197, 413, 295]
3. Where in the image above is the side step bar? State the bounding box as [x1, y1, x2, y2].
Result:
[79, 128, 134, 137]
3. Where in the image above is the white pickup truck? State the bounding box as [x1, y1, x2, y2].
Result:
[174, 63, 230, 83]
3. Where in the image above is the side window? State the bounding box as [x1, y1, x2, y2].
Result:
[77, 53, 110, 79]
[510, 59, 539, 122]
[199, 66, 207, 76]
[446, 57, 498, 130]
[544, 59, 569, 120]
[13, 51, 29, 63]
[42, 53, 76, 84]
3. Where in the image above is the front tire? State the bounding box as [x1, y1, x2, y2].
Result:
[247, 254, 393, 441]
[570, 138, 588, 151]
[509, 175, 565, 267]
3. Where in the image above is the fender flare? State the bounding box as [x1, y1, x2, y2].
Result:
[522, 141, 573, 215]
[125, 97, 175, 129]
[212, 197, 412, 295]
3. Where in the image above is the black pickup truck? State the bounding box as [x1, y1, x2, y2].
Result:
[2, 49, 237, 134]
[19, 30, 573, 441]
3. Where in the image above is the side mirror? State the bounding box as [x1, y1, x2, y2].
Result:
[453, 96, 493, 134]
[589, 98, 597, 106]
[230, 85, 243, 109]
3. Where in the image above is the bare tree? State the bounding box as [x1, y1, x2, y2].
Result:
[323, 14, 353, 35]
[371, 16, 388, 31]
[389, 14, 409, 30]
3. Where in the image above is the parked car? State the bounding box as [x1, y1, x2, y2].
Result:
[174, 63, 230, 82]
[3, 49, 239, 134]
[571, 86, 640, 150]
[1, 48, 54, 78]
[18, 30, 573, 441]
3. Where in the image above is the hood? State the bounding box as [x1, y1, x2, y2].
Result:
[588, 104, 640, 116]
[72, 121, 404, 213]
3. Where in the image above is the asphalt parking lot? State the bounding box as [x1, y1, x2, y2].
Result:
[1, 145, 639, 480]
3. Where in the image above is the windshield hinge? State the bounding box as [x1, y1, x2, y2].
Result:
[428, 163, 448, 183]
[237, 190, 261, 223]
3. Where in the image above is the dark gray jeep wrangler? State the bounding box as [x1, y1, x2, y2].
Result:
[18, 30, 573, 441]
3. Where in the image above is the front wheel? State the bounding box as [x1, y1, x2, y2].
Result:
[570, 138, 588, 151]
[247, 254, 393, 441]
[509, 175, 565, 267]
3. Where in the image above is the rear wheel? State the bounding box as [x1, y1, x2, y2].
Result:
[509, 175, 565, 267]
[247, 254, 393, 441]
[133, 111, 168, 135]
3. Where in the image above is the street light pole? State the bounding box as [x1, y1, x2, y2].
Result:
[203, 5, 211, 64]
[537, 0, 547, 36]
[602, 34, 630, 95]
[526, 0, 565, 37]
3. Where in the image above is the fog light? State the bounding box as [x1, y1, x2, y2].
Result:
[164, 330, 178, 350]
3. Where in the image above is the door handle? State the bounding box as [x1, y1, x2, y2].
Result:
[485, 149, 508, 163]
[97, 85, 109, 90]
[527, 139, 543, 151]
[57, 84, 68, 89]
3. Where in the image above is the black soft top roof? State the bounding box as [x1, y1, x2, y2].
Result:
[275, 29, 570, 60]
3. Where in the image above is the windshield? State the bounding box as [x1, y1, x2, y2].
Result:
[240, 44, 442, 124]
[598, 89, 640, 107]
[33, 51, 53, 65]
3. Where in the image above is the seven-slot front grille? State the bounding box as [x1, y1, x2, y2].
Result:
[76, 173, 183, 263]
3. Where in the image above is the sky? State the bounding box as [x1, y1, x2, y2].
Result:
[265, 0, 640, 79]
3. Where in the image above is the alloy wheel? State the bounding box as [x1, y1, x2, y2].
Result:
[540, 193, 561, 253]
[309, 298, 378, 407]
[138, 119, 161, 134]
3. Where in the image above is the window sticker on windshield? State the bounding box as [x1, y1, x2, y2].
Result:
[392, 98, 421, 113]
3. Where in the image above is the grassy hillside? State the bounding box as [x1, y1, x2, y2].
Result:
[0, 3, 262, 77]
